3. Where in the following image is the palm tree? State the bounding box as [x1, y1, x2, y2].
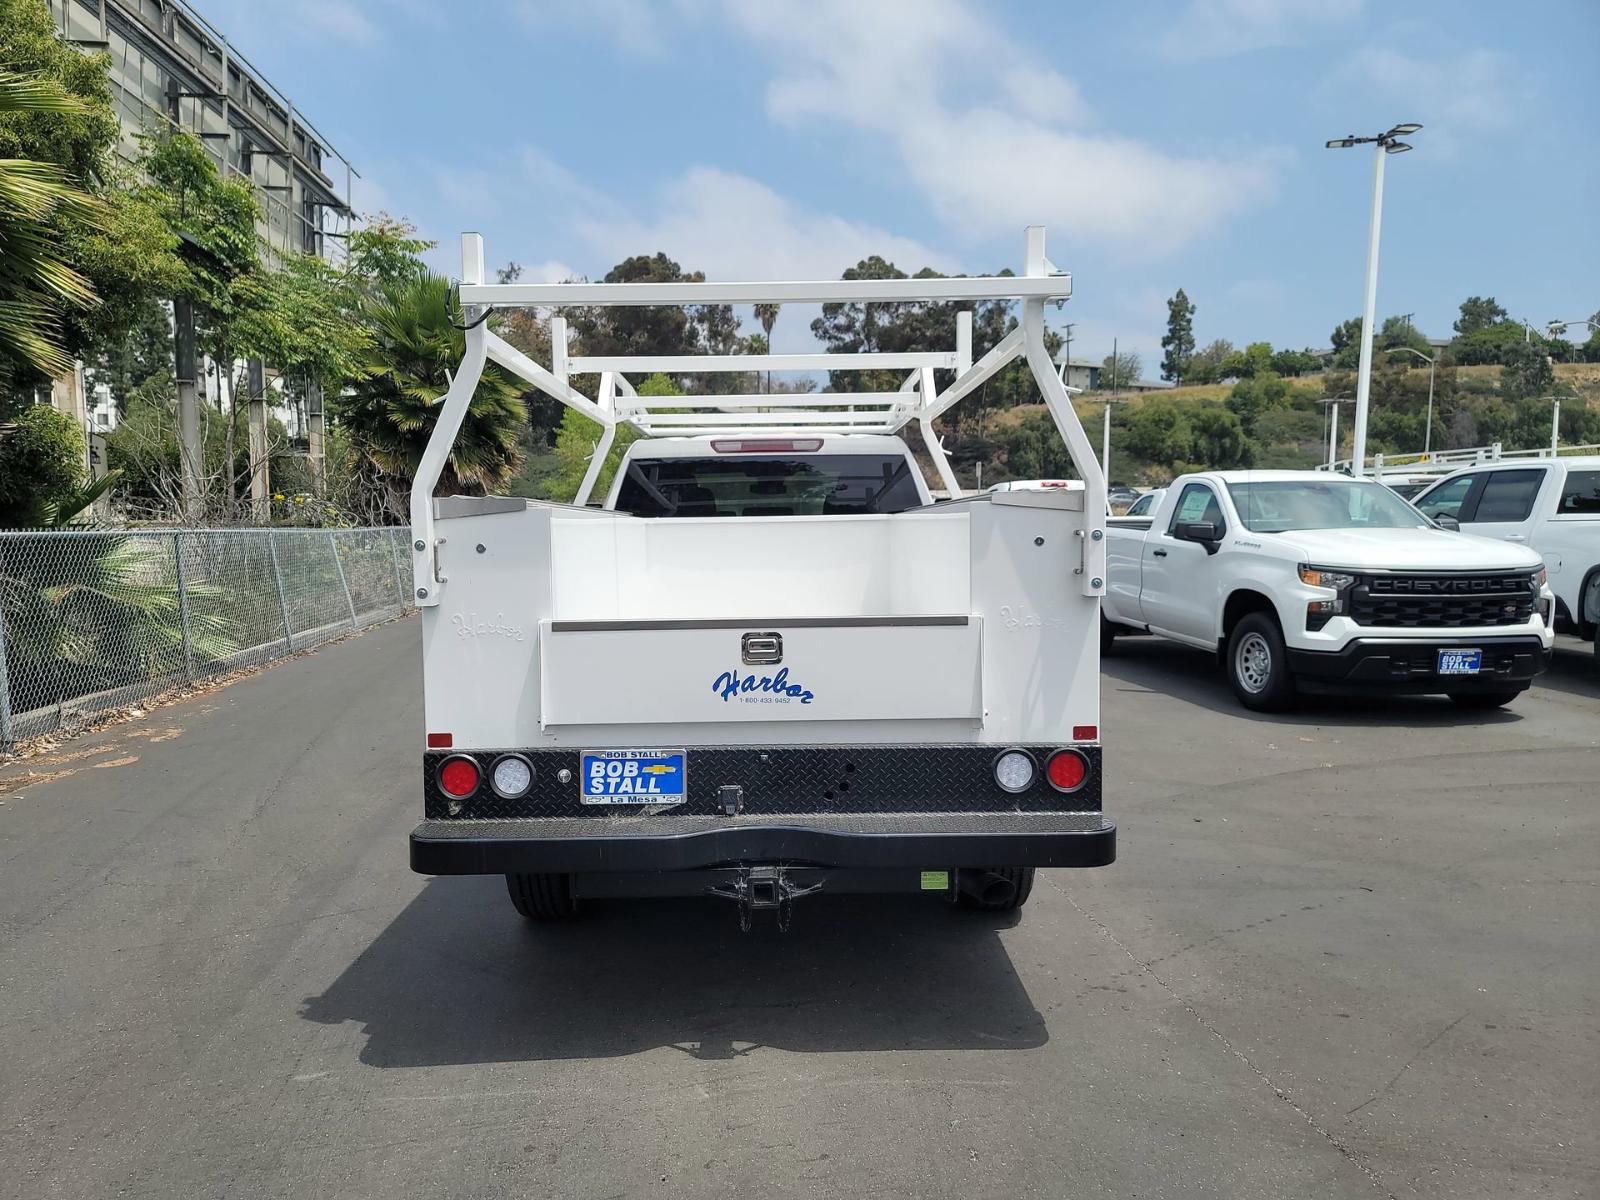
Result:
[0, 71, 99, 377]
[753, 303, 780, 393]
[336, 271, 526, 512]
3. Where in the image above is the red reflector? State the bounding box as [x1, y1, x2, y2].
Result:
[426, 732, 453, 748]
[1045, 750, 1088, 792]
[710, 438, 824, 454]
[438, 757, 480, 798]
[1072, 725, 1097, 741]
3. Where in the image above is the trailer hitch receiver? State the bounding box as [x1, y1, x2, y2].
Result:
[708, 865, 823, 932]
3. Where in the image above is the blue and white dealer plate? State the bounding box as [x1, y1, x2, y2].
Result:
[1437, 649, 1482, 675]
[580, 748, 688, 805]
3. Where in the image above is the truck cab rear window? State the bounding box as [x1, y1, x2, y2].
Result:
[614, 455, 923, 518]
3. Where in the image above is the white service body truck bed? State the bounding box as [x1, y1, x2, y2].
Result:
[405, 228, 1114, 924]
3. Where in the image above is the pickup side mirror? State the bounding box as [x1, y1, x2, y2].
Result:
[1434, 514, 1461, 531]
[1174, 520, 1224, 553]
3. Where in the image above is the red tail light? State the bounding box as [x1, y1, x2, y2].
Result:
[1072, 725, 1098, 741]
[426, 732, 453, 748]
[710, 438, 823, 454]
[438, 756, 481, 798]
[1045, 749, 1089, 793]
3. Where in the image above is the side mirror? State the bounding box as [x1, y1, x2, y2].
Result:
[1175, 520, 1223, 553]
[1434, 514, 1460, 531]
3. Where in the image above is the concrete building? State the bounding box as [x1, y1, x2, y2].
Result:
[46, 0, 356, 513]
[1054, 353, 1177, 394]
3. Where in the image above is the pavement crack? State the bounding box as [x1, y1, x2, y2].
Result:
[1345, 1013, 1468, 1118]
[1050, 877, 1402, 1200]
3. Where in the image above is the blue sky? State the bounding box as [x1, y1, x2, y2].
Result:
[202, 0, 1598, 374]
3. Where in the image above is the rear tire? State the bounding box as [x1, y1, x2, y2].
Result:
[506, 872, 578, 919]
[1226, 612, 1298, 712]
[955, 867, 1035, 912]
[1447, 688, 1527, 709]
[1100, 613, 1118, 656]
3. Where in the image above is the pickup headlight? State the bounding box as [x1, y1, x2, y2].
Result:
[1299, 565, 1356, 631]
[1298, 565, 1357, 591]
[1532, 565, 1547, 590]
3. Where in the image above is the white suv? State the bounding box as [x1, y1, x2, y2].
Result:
[1414, 457, 1600, 673]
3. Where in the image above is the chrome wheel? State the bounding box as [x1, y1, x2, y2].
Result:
[1235, 631, 1272, 694]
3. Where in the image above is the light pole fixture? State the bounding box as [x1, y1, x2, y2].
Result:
[1318, 395, 1355, 469]
[1385, 345, 1437, 455]
[1325, 122, 1422, 476]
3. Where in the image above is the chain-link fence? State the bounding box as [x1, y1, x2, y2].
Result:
[0, 527, 414, 747]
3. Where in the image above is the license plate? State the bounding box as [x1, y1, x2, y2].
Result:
[1437, 649, 1482, 675]
[580, 749, 687, 805]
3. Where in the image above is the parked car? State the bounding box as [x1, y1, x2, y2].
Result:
[1102, 470, 1554, 710]
[1377, 473, 1449, 500]
[1413, 456, 1600, 674]
[1119, 487, 1165, 519]
[1106, 485, 1141, 509]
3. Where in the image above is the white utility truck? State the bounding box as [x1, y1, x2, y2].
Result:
[1102, 470, 1554, 711]
[407, 228, 1114, 928]
[1412, 455, 1600, 674]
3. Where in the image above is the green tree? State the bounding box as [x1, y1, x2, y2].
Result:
[1098, 349, 1142, 389]
[336, 272, 526, 513]
[1123, 398, 1193, 465]
[0, 2, 183, 386]
[1001, 409, 1076, 480]
[1160, 288, 1195, 382]
[0, 68, 98, 379]
[1454, 296, 1508, 336]
[0, 403, 83, 525]
[1184, 338, 1234, 384]
[753, 302, 779, 392]
[1500, 341, 1554, 401]
[1452, 320, 1531, 366]
[1329, 317, 1363, 369]
[1378, 315, 1431, 356]
[1189, 406, 1253, 469]
[1224, 373, 1291, 435]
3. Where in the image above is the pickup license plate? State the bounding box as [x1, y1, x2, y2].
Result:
[580, 749, 687, 805]
[1437, 649, 1482, 675]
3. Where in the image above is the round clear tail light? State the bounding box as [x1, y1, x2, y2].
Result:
[438, 755, 481, 799]
[1045, 749, 1089, 793]
[993, 749, 1037, 793]
[489, 754, 534, 799]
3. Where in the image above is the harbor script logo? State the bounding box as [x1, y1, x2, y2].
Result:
[712, 666, 815, 705]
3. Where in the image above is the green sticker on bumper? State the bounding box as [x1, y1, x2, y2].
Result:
[920, 870, 949, 891]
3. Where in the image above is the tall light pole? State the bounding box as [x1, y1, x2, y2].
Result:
[1320, 395, 1353, 469]
[1326, 122, 1422, 476]
[1385, 345, 1436, 454]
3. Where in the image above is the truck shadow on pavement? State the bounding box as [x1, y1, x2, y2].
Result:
[300, 878, 1045, 1066]
[1102, 638, 1533, 727]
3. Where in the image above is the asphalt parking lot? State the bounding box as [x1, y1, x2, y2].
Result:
[1, 618, 1594, 1199]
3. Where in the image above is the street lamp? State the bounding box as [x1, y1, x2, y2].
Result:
[1326, 122, 1422, 476]
[1319, 395, 1354, 469]
[1385, 345, 1437, 454]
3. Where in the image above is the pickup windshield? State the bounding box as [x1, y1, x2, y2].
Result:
[1225, 479, 1430, 533]
[614, 454, 923, 517]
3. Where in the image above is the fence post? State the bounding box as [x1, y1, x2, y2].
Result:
[173, 531, 196, 682]
[0, 541, 13, 749]
[387, 528, 406, 609]
[267, 530, 295, 654]
[329, 530, 358, 629]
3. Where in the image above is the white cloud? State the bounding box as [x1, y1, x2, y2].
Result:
[572, 165, 955, 282]
[716, 0, 1275, 256]
[1157, 0, 1364, 61]
[302, 1, 381, 45]
[1322, 43, 1523, 153]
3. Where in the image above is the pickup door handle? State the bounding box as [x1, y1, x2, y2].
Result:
[1503, 533, 1527, 542]
[1151, 548, 1168, 557]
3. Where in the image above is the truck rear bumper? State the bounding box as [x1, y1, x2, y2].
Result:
[1285, 635, 1550, 692]
[411, 811, 1115, 874]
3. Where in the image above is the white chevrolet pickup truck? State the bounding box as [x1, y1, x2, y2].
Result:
[1411, 455, 1600, 675]
[404, 228, 1114, 930]
[1103, 470, 1554, 710]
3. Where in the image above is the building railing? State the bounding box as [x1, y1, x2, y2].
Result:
[0, 527, 413, 748]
